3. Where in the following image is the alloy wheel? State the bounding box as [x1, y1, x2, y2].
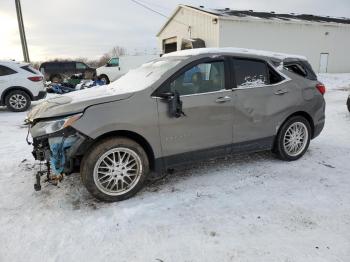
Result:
[9, 94, 27, 110]
[93, 148, 142, 196]
[283, 122, 309, 157]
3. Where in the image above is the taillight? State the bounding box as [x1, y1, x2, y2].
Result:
[28, 76, 43, 82]
[316, 83, 326, 95]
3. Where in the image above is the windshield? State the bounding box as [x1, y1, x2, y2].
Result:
[108, 58, 183, 94]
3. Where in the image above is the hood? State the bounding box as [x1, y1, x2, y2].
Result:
[27, 85, 133, 121]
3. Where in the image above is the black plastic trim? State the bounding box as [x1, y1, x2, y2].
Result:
[154, 136, 274, 173]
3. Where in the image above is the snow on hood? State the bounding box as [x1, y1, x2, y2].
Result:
[163, 47, 307, 61]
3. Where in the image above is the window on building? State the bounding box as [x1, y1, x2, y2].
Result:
[0, 65, 17, 76]
[162, 61, 225, 96]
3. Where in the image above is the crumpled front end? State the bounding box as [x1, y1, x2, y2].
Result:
[27, 113, 90, 190]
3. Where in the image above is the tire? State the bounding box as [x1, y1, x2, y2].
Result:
[80, 137, 149, 202]
[274, 116, 311, 161]
[347, 96, 350, 112]
[5, 90, 31, 112]
[50, 74, 62, 83]
[99, 75, 110, 84]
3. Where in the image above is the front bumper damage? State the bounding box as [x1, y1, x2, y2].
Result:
[30, 126, 88, 190]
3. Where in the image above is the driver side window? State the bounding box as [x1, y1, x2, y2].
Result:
[165, 61, 225, 96]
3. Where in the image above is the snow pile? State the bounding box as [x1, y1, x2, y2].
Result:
[318, 73, 350, 91]
[164, 47, 307, 61]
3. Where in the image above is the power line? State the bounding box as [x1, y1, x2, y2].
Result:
[129, 0, 189, 28]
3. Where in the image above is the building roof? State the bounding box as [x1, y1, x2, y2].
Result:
[157, 5, 350, 37]
[163, 47, 307, 61]
[187, 5, 350, 25]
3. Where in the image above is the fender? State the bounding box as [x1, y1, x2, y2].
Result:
[1, 86, 34, 105]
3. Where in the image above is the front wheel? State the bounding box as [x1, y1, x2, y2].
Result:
[80, 137, 149, 202]
[274, 116, 311, 161]
[99, 74, 110, 84]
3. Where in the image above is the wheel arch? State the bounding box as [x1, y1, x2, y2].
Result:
[1, 86, 34, 104]
[87, 130, 156, 171]
[278, 111, 315, 138]
[99, 74, 110, 84]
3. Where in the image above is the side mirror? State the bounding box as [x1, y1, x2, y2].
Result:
[159, 91, 185, 118]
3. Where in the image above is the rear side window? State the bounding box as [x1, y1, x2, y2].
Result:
[233, 58, 284, 88]
[0, 65, 17, 76]
[285, 64, 307, 77]
[234, 59, 267, 88]
[21, 65, 37, 74]
[284, 61, 317, 81]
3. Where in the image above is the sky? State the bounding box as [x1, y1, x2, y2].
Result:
[0, 0, 349, 62]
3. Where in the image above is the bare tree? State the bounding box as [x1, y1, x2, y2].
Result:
[98, 53, 111, 66]
[109, 46, 126, 57]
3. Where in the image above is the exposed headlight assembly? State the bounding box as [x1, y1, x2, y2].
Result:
[31, 113, 83, 137]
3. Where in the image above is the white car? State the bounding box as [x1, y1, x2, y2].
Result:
[96, 55, 158, 84]
[0, 61, 46, 112]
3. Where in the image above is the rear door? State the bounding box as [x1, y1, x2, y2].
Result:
[0, 65, 17, 94]
[154, 57, 234, 166]
[229, 57, 298, 149]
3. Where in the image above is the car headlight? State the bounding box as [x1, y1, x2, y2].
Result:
[33, 113, 83, 136]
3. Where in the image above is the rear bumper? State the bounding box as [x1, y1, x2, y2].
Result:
[313, 120, 325, 139]
[33, 91, 47, 101]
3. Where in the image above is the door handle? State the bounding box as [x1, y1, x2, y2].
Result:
[215, 96, 232, 103]
[274, 89, 289, 95]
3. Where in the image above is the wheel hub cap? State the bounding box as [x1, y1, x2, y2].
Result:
[9, 94, 27, 109]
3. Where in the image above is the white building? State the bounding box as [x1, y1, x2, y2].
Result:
[157, 5, 350, 73]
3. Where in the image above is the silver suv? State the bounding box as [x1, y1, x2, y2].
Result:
[27, 48, 326, 202]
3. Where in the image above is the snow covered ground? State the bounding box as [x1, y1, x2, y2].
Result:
[0, 74, 349, 262]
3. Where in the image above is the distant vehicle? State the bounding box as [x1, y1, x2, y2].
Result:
[0, 61, 46, 112]
[28, 47, 326, 202]
[96, 55, 158, 84]
[39, 61, 96, 83]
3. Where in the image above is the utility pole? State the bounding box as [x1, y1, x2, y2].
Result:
[15, 0, 30, 62]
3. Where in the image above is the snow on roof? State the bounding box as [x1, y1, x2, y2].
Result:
[163, 47, 307, 61]
[0, 60, 27, 66]
[187, 5, 350, 25]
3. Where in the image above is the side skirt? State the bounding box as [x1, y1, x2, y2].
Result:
[154, 136, 275, 174]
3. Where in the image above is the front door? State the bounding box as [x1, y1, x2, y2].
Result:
[154, 58, 234, 166]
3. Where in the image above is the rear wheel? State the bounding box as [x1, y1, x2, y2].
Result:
[274, 116, 311, 161]
[5, 90, 31, 112]
[80, 137, 149, 202]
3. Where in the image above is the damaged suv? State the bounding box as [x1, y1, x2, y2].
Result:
[27, 48, 326, 202]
